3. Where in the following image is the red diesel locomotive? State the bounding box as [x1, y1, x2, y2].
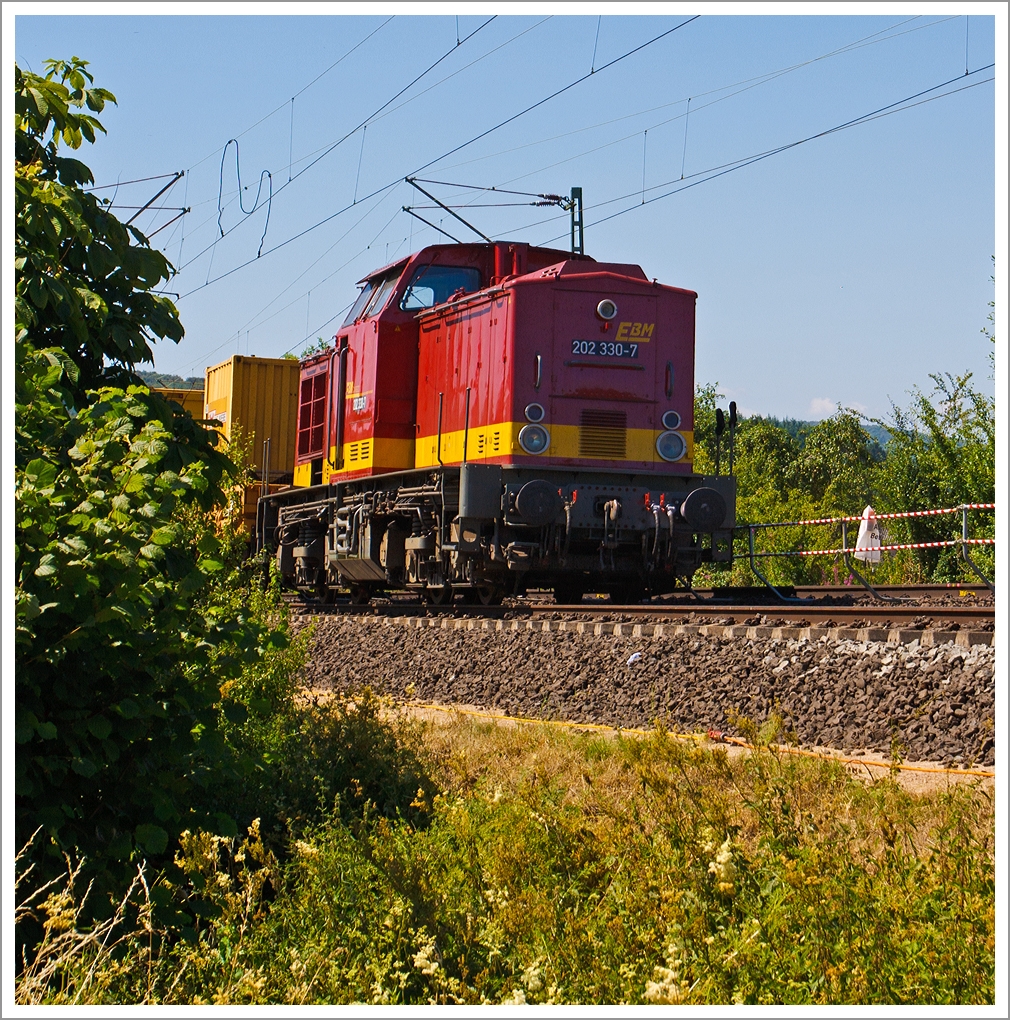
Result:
[256, 240, 735, 603]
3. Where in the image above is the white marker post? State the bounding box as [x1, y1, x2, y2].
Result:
[853, 506, 882, 563]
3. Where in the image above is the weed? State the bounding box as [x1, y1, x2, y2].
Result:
[17, 714, 994, 1005]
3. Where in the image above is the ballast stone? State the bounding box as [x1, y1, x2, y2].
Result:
[300, 615, 995, 768]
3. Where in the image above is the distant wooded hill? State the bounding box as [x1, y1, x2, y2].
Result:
[757, 416, 891, 453]
[139, 370, 204, 390]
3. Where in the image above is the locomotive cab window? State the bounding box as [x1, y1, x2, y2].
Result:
[361, 273, 400, 319]
[342, 281, 374, 326]
[400, 265, 482, 311]
[342, 270, 401, 325]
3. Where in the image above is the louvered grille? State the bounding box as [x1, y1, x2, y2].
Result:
[579, 409, 627, 459]
[348, 439, 371, 464]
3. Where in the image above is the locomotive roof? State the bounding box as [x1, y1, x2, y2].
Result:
[355, 254, 412, 285]
[356, 242, 594, 284]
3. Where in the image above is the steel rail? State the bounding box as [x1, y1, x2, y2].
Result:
[287, 596, 993, 626]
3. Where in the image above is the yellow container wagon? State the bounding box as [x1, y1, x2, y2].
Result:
[204, 355, 300, 482]
[151, 386, 205, 419]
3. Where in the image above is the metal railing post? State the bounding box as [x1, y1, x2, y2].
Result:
[960, 504, 995, 591]
[747, 525, 811, 603]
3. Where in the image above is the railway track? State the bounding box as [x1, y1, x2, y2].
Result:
[286, 585, 994, 628]
[302, 603, 996, 770]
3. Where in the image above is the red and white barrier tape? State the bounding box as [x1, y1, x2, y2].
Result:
[751, 538, 995, 559]
[746, 503, 995, 530]
[871, 503, 995, 521]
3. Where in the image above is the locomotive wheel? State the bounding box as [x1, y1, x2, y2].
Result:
[424, 584, 454, 607]
[474, 583, 504, 606]
[462, 584, 504, 606]
[348, 584, 373, 606]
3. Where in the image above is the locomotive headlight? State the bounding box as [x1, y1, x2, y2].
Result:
[596, 299, 618, 321]
[518, 424, 550, 454]
[661, 410, 682, 430]
[524, 402, 546, 423]
[656, 430, 687, 462]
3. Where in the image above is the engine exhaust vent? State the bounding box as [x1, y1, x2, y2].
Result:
[579, 409, 627, 459]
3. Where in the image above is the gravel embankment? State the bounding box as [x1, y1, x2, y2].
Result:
[301, 617, 995, 768]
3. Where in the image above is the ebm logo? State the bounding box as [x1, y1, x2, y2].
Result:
[615, 322, 654, 341]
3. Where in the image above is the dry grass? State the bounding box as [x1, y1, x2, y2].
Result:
[16, 697, 995, 1006]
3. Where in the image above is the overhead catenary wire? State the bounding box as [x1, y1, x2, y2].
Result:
[430, 15, 956, 188]
[471, 67, 996, 248]
[177, 16, 498, 276]
[242, 18, 553, 200]
[97, 12, 945, 215]
[180, 192, 401, 372]
[178, 19, 695, 299]
[237, 192, 399, 338]
[167, 19, 549, 255]
[409, 17, 699, 178]
[149, 14, 990, 387]
[163, 13, 983, 376]
[180, 179, 402, 298]
[591, 68, 997, 224]
[364, 17, 552, 130]
[492, 30, 961, 196]
[538, 66, 995, 244]
[217, 140, 272, 256]
[103, 10, 925, 235]
[185, 16, 396, 176]
[285, 16, 498, 191]
[345, 63, 995, 257]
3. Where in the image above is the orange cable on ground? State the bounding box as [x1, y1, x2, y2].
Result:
[715, 734, 995, 778]
[406, 701, 995, 779]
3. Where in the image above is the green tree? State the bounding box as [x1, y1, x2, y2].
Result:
[14, 58, 283, 898]
[732, 418, 801, 500]
[691, 382, 721, 473]
[15, 58, 184, 402]
[787, 411, 880, 513]
[871, 372, 995, 580]
[299, 336, 332, 359]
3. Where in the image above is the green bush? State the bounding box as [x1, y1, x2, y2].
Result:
[13, 57, 288, 901]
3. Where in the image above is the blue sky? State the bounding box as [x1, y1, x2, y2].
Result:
[13, 10, 998, 420]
